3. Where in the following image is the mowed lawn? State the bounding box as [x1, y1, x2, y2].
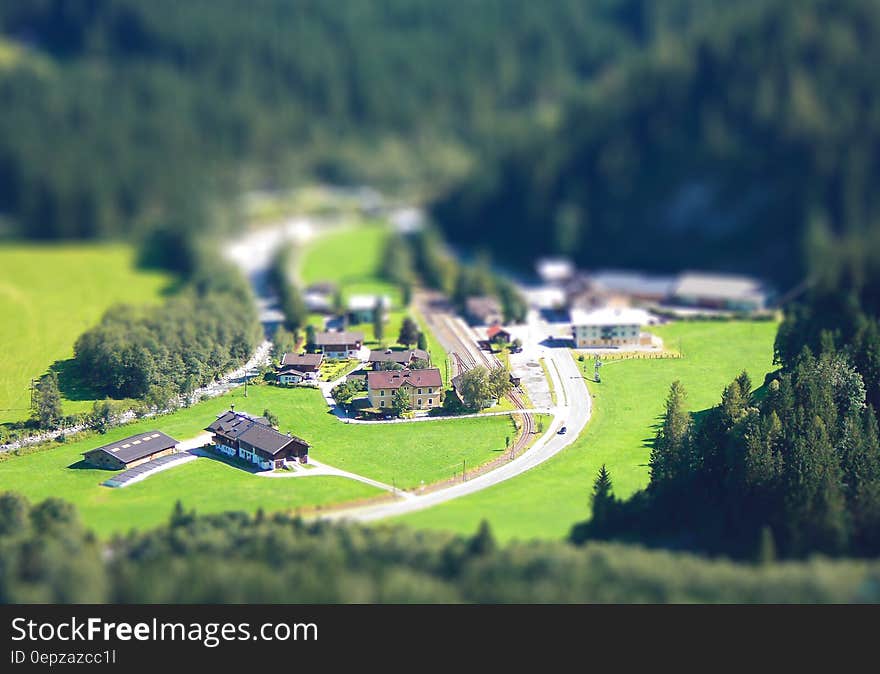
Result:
[0, 385, 513, 535]
[0, 243, 172, 424]
[395, 320, 779, 542]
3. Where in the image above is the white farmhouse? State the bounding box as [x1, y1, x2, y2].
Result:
[571, 307, 659, 348]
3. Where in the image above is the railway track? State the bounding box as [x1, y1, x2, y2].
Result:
[440, 316, 535, 459]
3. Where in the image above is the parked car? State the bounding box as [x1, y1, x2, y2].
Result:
[558, 426, 567, 435]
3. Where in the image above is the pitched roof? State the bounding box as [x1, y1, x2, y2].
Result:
[347, 294, 391, 311]
[206, 410, 271, 439]
[590, 270, 676, 298]
[315, 330, 364, 346]
[280, 352, 323, 368]
[206, 410, 310, 456]
[84, 430, 178, 465]
[672, 273, 765, 302]
[276, 367, 308, 377]
[367, 348, 429, 364]
[465, 295, 502, 317]
[486, 325, 509, 339]
[367, 368, 442, 390]
[570, 306, 655, 327]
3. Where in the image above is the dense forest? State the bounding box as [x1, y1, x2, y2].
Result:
[0, 0, 687, 246]
[2, 492, 879, 603]
[573, 232, 880, 559]
[432, 0, 880, 288]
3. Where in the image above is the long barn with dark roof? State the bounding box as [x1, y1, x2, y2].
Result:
[206, 407, 310, 469]
[82, 431, 179, 470]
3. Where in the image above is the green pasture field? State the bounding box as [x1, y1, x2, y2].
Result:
[394, 320, 779, 541]
[0, 384, 514, 535]
[0, 243, 172, 425]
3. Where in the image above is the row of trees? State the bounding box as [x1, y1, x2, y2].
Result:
[2, 492, 879, 603]
[71, 265, 262, 412]
[390, 225, 527, 324]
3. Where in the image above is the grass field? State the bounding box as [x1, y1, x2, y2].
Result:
[299, 223, 416, 348]
[0, 243, 172, 425]
[395, 320, 779, 541]
[0, 384, 514, 535]
[299, 223, 398, 303]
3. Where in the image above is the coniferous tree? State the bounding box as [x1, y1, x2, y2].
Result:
[398, 317, 420, 348]
[467, 520, 496, 557]
[373, 301, 385, 343]
[649, 380, 692, 491]
[591, 465, 615, 532]
[417, 331, 428, 353]
[34, 371, 63, 429]
[272, 326, 297, 363]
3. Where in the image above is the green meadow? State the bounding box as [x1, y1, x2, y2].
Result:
[0, 243, 172, 424]
[394, 320, 779, 541]
[0, 384, 515, 536]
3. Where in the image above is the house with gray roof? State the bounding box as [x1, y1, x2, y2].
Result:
[206, 407, 309, 469]
[82, 431, 179, 470]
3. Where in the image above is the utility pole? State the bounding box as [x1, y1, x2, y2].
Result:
[462, 459, 466, 482]
[244, 369, 249, 397]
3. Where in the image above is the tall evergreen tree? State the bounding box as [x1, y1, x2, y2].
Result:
[34, 371, 63, 430]
[373, 300, 385, 343]
[591, 465, 615, 532]
[398, 317, 420, 347]
[649, 380, 692, 491]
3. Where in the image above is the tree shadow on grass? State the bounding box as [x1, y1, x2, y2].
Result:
[51, 358, 111, 403]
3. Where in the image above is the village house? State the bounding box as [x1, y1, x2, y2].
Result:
[367, 348, 430, 370]
[586, 270, 676, 305]
[303, 281, 338, 314]
[536, 257, 575, 286]
[669, 273, 767, 312]
[571, 306, 660, 348]
[314, 330, 364, 359]
[206, 407, 309, 469]
[477, 325, 512, 350]
[465, 295, 503, 326]
[276, 352, 324, 384]
[82, 431, 178, 470]
[347, 294, 391, 324]
[366, 368, 443, 411]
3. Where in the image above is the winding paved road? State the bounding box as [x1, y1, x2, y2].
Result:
[322, 345, 591, 522]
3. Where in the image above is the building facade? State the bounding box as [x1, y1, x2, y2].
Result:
[571, 307, 656, 348]
[276, 353, 323, 384]
[314, 330, 364, 359]
[82, 431, 178, 470]
[206, 408, 310, 469]
[366, 368, 443, 411]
